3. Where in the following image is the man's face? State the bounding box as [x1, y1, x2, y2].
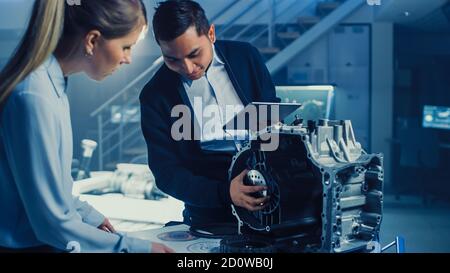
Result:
[159, 25, 216, 81]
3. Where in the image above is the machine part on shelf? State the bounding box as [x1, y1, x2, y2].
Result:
[76, 139, 98, 180]
[72, 175, 112, 195]
[74, 163, 168, 200]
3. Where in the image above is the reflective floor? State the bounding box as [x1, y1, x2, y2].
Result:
[380, 194, 450, 253]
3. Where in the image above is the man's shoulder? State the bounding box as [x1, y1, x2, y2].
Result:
[216, 40, 255, 55]
[139, 64, 179, 104]
[215, 40, 261, 68]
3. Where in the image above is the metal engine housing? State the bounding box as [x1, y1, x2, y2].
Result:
[227, 119, 383, 253]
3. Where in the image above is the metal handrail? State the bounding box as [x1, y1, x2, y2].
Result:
[102, 126, 142, 158]
[89, 1, 241, 119]
[101, 97, 140, 143]
[90, 56, 163, 118]
[267, 0, 363, 74]
[217, 0, 261, 38]
[98, 89, 140, 134]
[210, 0, 240, 23]
[229, 0, 285, 41]
[247, 0, 316, 44]
[123, 130, 145, 151]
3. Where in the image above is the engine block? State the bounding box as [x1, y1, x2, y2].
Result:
[224, 119, 383, 253]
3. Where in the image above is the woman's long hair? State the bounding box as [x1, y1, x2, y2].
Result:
[0, 0, 64, 106]
[0, 0, 147, 107]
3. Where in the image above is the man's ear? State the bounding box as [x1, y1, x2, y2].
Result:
[208, 24, 216, 44]
[84, 30, 102, 55]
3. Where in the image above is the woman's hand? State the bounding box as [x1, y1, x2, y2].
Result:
[98, 218, 116, 233]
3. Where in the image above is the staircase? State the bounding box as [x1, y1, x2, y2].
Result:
[90, 0, 365, 170]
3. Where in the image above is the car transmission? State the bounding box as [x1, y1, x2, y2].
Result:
[221, 119, 383, 253]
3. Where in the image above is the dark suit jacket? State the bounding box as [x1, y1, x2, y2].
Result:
[140, 40, 279, 225]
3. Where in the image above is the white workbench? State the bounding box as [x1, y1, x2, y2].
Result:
[78, 193, 184, 232]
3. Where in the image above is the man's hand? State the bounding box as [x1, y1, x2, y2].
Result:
[151, 242, 175, 253]
[230, 169, 270, 211]
[98, 218, 116, 233]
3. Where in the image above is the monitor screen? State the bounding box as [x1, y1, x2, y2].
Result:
[422, 105, 450, 130]
[275, 85, 334, 125]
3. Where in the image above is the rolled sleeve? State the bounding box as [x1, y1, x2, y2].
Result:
[73, 196, 105, 227]
[123, 235, 152, 253]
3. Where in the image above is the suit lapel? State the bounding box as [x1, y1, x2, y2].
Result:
[172, 42, 253, 152]
[214, 43, 251, 106]
[173, 71, 203, 145]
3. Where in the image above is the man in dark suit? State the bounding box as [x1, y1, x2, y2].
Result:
[140, 0, 279, 226]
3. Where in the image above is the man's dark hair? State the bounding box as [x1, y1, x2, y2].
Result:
[153, 0, 210, 43]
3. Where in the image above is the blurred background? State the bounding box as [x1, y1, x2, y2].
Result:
[1, 0, 449, 252]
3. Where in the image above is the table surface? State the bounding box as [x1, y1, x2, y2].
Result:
[78, 193, 184, 226]
[128, 224, 222, 253]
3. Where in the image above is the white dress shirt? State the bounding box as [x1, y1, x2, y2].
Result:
[182, 45, 247, 152]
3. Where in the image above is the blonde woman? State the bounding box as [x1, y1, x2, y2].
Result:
[0, 0, 173, 253]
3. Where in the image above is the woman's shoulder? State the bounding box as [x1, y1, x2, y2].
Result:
[11, 57, 55, 99]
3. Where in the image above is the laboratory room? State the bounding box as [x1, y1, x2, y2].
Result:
[0, 0, 449, 255]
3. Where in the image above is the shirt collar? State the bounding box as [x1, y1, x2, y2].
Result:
[211, 44, 225, 66]
[45, 54, 68, 98]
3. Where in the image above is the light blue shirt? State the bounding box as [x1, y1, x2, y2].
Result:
[0, 55, 150, 252]
[182, 45, 247, 152]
